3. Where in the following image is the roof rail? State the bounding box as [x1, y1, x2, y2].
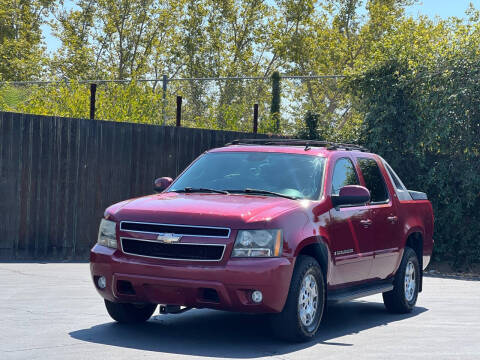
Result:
[226, 138, 369, 152]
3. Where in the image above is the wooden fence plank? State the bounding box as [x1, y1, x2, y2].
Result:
[17, 113, 32, 257]
[30, 115, 42, 257]
[0, 113, 17, 257]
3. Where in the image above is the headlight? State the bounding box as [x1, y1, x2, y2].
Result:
[97, 219, 117, 249]
[232, 229, 283, 257]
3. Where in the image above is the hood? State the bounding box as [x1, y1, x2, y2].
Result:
[106, 192, 303, 228]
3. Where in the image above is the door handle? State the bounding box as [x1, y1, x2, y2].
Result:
[360, 219, 372, 227]
[387, 216, 398, 224]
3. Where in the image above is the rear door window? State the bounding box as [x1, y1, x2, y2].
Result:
[357, 158, 389, 203]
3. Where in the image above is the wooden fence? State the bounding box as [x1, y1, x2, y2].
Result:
[0, 112, 269, 260]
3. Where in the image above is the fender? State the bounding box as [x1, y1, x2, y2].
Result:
[389, 224, 424, 274]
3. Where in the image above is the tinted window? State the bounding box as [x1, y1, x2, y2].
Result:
[169, 152, 326, 200]
[384, 161, 405, 190]
[331, 158, 359, 195]
[358, 158, 389, 203]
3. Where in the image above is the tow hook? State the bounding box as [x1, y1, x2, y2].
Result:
[159, 305, 192, 314]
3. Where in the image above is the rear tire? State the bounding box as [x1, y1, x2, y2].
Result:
[104, 300, 157, 323]
[383, 247, 420, 313]
[270, 255, 325, 342]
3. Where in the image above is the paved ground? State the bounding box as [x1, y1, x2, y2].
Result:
[0, 263, 478, 360]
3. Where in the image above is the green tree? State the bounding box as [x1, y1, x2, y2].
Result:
[50, 0, 182, 80]
[0, 0, 55, 80]
[270, 70, 281, 131]
[298, 110, 320, 139]
[6, 0, 480, 151]
[350, 55, 480, 266]
[281, 0, 418, 141]
[174, 0, 275, 128]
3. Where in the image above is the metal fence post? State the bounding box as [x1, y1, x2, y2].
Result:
[162, 74, 167, 125]
[89, 83, 97, 120]
[253, 103, 258, 133]
[176, 96, 182, 127]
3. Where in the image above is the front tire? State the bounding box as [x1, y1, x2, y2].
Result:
[270, 255, 325, 342]
[104, 300, 157, 323]
[383, 247, 420, 313]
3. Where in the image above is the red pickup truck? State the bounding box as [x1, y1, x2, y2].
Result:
[90, 139, 434, 342]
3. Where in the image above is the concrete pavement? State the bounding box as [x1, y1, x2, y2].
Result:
[0, 263, 478, 360]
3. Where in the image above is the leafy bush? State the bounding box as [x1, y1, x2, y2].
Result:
[349, 57, 480, 266]
[1, 80, 273, 131]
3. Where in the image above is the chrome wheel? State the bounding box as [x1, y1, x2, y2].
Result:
[404, 260, 416, 302]
[298, 274, 318, 327]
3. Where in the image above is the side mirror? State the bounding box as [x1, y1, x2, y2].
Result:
[154, 177, 173, 193]
[331, 185, 370, 207]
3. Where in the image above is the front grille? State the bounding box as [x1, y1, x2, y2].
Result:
[121, 238, 225, 261]
[120, 222, 230, 238]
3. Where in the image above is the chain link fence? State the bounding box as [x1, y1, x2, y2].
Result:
[0, 75, 354, 137]
[164, 77, 272, 132]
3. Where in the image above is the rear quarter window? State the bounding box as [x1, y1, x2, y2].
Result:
[382, 159, 413, 201]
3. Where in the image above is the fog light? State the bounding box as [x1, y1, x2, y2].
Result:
[97, 276, 107, 289]
[251, 290, 263, 303]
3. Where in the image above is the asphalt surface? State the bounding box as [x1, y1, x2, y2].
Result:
[0, 263, 478, 360]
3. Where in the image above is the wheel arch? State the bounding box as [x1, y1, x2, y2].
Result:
[294, 236, 331, 286]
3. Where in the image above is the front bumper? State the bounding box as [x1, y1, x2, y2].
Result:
[90, 245, 294, 313]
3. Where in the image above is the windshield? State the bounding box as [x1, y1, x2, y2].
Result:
[169, 151, 325, 200]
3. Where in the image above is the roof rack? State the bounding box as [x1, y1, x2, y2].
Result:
[226, 138, 369, 152]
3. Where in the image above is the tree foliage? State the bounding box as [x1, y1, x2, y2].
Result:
[1, 0, 453, 134]
[343, 6, 480, 266]
[270, 70, 281, 131]
[350, 54, 480, 266]
[0, 0, 55, 80]
[2, 0, 432, 131]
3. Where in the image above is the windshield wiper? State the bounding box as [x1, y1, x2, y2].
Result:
[225, 188, 298, 200]
[174, 187, 230, 195]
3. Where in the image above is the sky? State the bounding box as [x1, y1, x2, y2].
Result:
[41, 0, 480, 54]
[405, 0, 479, 18]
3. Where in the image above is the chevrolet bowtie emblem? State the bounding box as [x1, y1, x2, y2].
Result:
[156, 233, 182, 243]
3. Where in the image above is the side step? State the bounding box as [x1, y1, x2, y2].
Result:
[327, 280, 394, 304]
